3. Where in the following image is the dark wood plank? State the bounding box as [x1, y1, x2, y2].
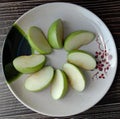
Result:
[0, 0, 120, 118]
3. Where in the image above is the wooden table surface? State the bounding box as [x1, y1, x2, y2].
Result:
[0, 0, 120, 119]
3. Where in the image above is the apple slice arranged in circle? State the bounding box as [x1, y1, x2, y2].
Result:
[68, 50, 96, 70]
[64, 30, 95, 51]
[51, 69, 68, 100]
[25, 66, 54, 92]
[28, 26, 52, 54]
[13, 54, 46, 73]
[63, 63, 86, 92]
[48, 19, 64, 49]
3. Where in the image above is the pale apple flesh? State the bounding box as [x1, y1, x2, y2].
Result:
[63, 63, 86, 92]
[28, 26, 52, 54]
[13, 54, 46, 73]
[51, 69, 68, 100]
[68, 50, 96, 70]
[25, 66, 54, 91]
[64, 30, 95, 51]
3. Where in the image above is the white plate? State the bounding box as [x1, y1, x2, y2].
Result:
[3, 2, 117, 117]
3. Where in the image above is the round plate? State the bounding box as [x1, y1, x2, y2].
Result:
[2, 2, 117, 117]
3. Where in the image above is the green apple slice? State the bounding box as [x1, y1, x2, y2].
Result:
[28, 26, 52, 54]
[68, 50, 96, 70]
[48, 19, 64, 48]
[13, 54, 46, 73]
[64, 30, 95, 51]
[63, 63, 86, 92]
[51, 69, 68, 100]
[25, 66, 54, 91]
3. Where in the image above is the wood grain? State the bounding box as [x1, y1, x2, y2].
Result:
[0, 0, 120, 118]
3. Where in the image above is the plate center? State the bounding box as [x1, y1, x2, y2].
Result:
[46, 49, 67, 69]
